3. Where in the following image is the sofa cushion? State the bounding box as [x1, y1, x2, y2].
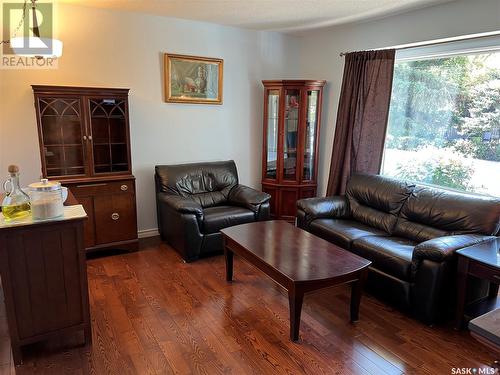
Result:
[309, 219, 387, 249]
[346, 174, 414, 234]
[351, 236, 416, 281]
[202, 206, 255, 234]
[394, 186, 500, 242]
[155, 161, 238, 208]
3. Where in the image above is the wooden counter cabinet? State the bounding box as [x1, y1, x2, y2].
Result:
[0, 205, 91, 365]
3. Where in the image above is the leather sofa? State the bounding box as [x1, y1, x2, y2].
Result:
[297, 174, 500, 323]
[155, 160, 270, 262]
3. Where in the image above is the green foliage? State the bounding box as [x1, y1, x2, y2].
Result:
[387, 59, 462, 150]
[387, 54, 500, 164]
[452, 138, 500, 161]
[385, 53, 500, 194]
[393, 147, 475, 191]
[451, 76, 500, 161]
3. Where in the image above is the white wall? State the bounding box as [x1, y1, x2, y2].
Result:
[295, 0, 500, 195]
[0, 4, 299, 232]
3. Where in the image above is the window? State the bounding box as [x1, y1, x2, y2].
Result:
[381, 50, 500, 197]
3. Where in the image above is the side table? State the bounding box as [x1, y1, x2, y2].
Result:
[469, 308, 500, 355]
[455, 238, 500, 330]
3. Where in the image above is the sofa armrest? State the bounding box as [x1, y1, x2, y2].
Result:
[228, 185, 270, 213]
[296, 196, 348, 229]
[411, 234, 496, 278]
[157, 193, 203, 217]
[413, 234, 497, 263]
[410, 234, 496, 323]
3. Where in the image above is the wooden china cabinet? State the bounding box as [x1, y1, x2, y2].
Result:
[261, 80, 325, 221]
[32, 85, 138, 253]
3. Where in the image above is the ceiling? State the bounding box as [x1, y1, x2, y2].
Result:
[57, 0, 454, 32]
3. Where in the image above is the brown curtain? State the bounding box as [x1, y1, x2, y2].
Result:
[326, 49, 396, 196]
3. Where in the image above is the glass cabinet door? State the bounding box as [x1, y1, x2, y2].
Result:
[283, 89, 300, 180]
[265, 90, 280, 179]
[38, 98, 86, 177]
[303, 90, 319, 181]
[88, 98, 130, 174]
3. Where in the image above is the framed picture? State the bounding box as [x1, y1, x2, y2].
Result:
[164, 53, 223, 104]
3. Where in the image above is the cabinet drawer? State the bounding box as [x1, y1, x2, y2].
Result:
[469, 261, 500, 284]
[68, 180, 135, 196]
[94, 193, 137, 245]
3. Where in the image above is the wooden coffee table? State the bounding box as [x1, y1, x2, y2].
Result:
[221, 220, 371, 341]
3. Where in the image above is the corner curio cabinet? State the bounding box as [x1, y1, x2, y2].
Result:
[32, 85, 138, 253]
[261, 80, 325, 221]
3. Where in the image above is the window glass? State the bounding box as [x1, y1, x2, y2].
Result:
[303, 90, 319, 180]
[283, 90, 300, 180]
[266, 90, 279, 179]
[381, 52, 500, 197]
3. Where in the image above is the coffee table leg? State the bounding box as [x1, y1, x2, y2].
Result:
[225, 247, 233, 282]
[288, 287, 304, 341]
[350, 269, 367, 322]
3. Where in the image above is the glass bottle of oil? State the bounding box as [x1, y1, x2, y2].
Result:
[1, 165, 31, 221]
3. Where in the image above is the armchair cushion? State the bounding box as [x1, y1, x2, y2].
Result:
[155, 161, 238, 208]
[228, 185, 270, 213]
[157, 193, 203, 217]
[202, 206, 256, 234]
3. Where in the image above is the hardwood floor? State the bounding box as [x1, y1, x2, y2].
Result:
[0, 240, 497, 374]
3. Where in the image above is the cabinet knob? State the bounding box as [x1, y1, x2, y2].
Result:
[111, 212, 120, 221]
[88, 135, 93, 141]
[83, 135, 87, 141]
[120, 184, 128, 191]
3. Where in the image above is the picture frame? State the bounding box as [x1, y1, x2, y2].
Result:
[164, 53, 224, 104]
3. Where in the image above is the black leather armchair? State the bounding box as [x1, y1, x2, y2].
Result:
[155, 160, 270, 262]
[297, 174, 500, 323]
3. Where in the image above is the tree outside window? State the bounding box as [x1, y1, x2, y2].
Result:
[381, 52, 500, 197]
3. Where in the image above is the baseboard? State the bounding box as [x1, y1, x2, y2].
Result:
[138, 228, 160, 239]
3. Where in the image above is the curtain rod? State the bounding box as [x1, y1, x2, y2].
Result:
[339, 30, 500, 57]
